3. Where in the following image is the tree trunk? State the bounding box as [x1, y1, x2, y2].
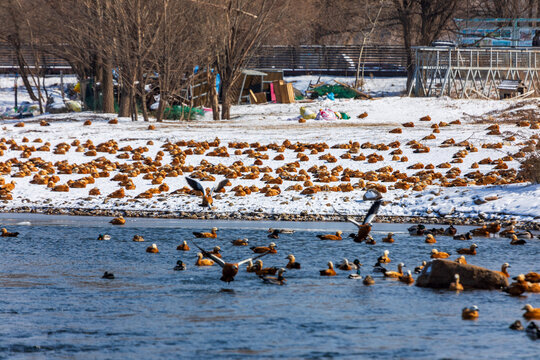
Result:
[221, 84, 231, 120]
[118, 84, 131, 117]
[14, 47, 38, 101]
[101, 57, 115, 113]
[206, 67, 220, 120]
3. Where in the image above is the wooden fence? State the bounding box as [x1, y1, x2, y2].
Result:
[0, 44, 408, 75]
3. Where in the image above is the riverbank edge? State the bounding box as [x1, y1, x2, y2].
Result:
[1, 206, 539, 230]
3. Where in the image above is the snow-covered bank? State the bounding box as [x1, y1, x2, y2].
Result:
[1, 80, 539, 224]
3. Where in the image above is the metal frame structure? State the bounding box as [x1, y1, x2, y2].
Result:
[409, 46, 540, 99]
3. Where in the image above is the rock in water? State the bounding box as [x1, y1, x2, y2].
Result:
[416, 259, 508, 290]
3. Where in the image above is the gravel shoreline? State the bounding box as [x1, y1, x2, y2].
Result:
[1, 206, 539, 230]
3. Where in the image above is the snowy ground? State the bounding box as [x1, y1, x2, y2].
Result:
[0, 76, 539, 223]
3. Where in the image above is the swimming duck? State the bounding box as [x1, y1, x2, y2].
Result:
[499, 225, 516, 238]
[97, 234, 111, 241]
[496, 263, 511, 278]
[320, 261, 337, 276]
[522, 304, 540, 320]
[520, 272, 540, 283]
[254, 260, 278, 276]
[376, 250, 391, 264]
[285, 254, 301, 269]
[246, 260, 258, 273]
[455, 256, 467, 265]
[268, 228, 294, 234]
[132, 235, 144, 242]
[453, 232, 472, 241]
[260, 268, 287, 285]
[510, 234, 526, 245]
[344, 200, 382, 242]
[430, 249, 450, 259]
[365, 235, 376, 245]
[351, 259, 362, 270]
[192, 242, 269, 283]
[173, 260, 186, 271]
[251, 242, 277, 254]
[1, 228, 19, 237]
[399, 270, 414, 284]
[109, 216, 126, 225]
[102, 271, 115, 279]
[193, 227, 218, 238]
[449, 274, 464, 291]
[516, 230, 533, 239]
[382, 232, 395, 243]
[348, 268, 362, 279]
[317, 231, 343, 241]
[185, 176, 228, 208]
[503, 274, 528, 296]
[462, 305, 479, 320]
[425, 234, 436, 243]
[363, 275, 375, 285]
[444, 225, 457, 236]
[383, 262, 405, 278]
[338, 258, 354, 271]
[146, 243, 159, 253]
[525, 321, 540, 339]
[526, 282, 540, 293]
[408, 224, 426, 236]
[471, 225, 490, 237]
[414, 261, 427, 273]
[195, 252, 215, 266]
[231, 238, 249, 246]
[177, 241, 190, 251]
[487, 221, 501, 234]
[209, 246, 222, 258]
[509, 320, 524, 331]
[426, 227, 445, 236]
[457, 243, 477, 255]
[268, 229, 281, 239]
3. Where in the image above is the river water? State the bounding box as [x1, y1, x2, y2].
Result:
[0, 214, 538, 359]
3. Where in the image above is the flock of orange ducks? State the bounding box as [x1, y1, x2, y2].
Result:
[1, 113, 539, 208]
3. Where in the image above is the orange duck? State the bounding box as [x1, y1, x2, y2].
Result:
[285, 254, 301, 269]
[510, 234, 526, 245]
[425, 234, 436, 243]
[499, 225, 516, 238]
[1, 228, 19, 237]
[110, 216, 126, 225]
[399, 270, 414, 284]
[496, 263, 511, 278]
[344, 199, 382, 242]
[462, 306, 479, 320]
[195, 252, 215, 266]
[377, 250, 391, 264]
[254, 260, 278, 276]
[457, 243, 477, 255]
[382, 232, 395, 243]
[449, 274, 464, 291]
[317, 231, 342, 241]
[192, 242, 269, 283]
[522, 304, 540, 320]
[503, 274, 528, 296]
[146, 243, 159, 253]
[193, 227, 218, 238]
[383, 263, 405, 278]
[431, 249, 450, 259]
[320, 261, 337, 276]
[455, 256, 467, 265]
[209, 246, 222, 258]
[185, 176, 228, 208]
[177, 241, 190, 251]
[471, 225, 490, 237]
[522, 272, 540, 283]
[486, 221, 501, 235]
[231, 238, 249, 246]
[251, 242, 277, 254]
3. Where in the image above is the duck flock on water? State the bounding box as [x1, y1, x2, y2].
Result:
[2, 184, 539, 339]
